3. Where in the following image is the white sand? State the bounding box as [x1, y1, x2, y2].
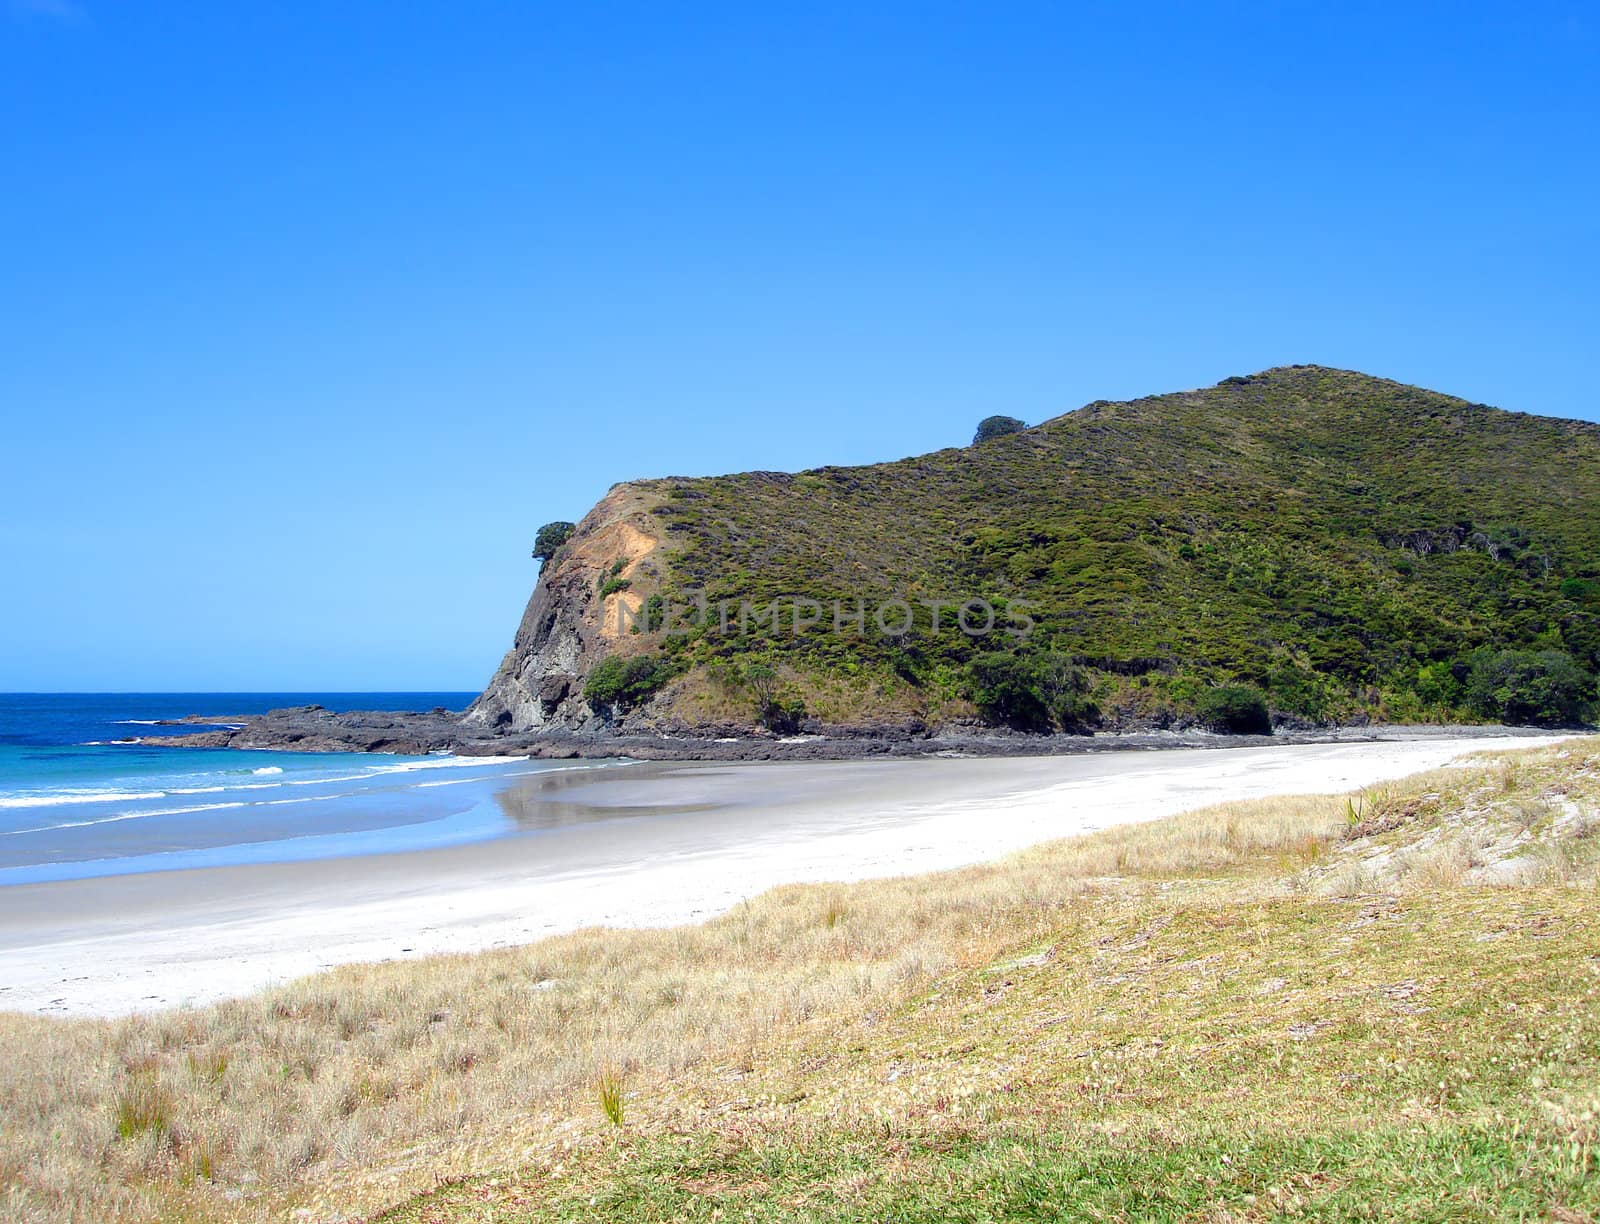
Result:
[0, 734, 1579, 1017]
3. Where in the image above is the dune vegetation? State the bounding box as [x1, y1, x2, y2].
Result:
[1, 738, 1598, 1222]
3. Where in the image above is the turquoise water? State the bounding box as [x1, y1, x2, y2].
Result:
[0, 694, 617, 885]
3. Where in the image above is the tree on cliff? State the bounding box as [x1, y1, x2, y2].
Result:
[532, 521, 576, 568]
[973, 415, 1026, 444]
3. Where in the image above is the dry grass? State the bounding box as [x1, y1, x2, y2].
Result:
[1, 739, 1597, 1222]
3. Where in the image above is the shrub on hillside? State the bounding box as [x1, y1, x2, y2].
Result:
[1262, 662, 1337, 722]
[1031, 651, 1098, 731]
[967, 651, 1096, 732]
[1196, 685, 1272, 735]
[973, 415, 1027, 445]
[737, 661, 808, 732]
[1560, 577, 1600, 601]
[1415, 661, 1462, 708]
[583, 655, 680, 711]
[1464, 649, 1594, 726]
[968, 652, 1048, 730]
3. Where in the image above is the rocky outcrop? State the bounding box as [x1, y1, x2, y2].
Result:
[464, 483, 671, 733]
[131, 706, 472, 754]
[133, 710, 1560, 762]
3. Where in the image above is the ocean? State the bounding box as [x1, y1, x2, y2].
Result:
[0, 694, 615, 885]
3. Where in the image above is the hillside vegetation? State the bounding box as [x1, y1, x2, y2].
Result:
[593, 366, 1599, 732]
[4, 738, 1598, 1222]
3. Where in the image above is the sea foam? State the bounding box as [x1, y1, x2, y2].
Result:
[0, 790, 166, 810]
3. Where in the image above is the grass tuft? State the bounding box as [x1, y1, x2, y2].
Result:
[596, 1069, 625, 1127]
[113, 1074, 174, 1142]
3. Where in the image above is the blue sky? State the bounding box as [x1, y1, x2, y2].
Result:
[2, 1, 1595, 691]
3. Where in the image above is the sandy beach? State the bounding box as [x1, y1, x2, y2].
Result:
[0, 734, 1580, 1017]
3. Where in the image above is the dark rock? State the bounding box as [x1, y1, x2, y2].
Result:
[537, 674, 573, 712]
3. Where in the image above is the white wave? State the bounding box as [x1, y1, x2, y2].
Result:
[364, 754, 529, 775]
[0, 755, 541, 817]
[1, 801, 247, 836]
[284, 772, 382, 786]
[0, 790, 166, 810]
[112, 718, 244, 730]
[123, 802, 248, 818]
[275, 756, 524, 788]
[167, 781, 285, 796]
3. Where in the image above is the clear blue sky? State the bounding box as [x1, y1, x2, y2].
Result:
[2, 2, 1595, 692]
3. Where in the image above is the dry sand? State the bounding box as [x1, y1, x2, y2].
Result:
[0, 734, 1578, 1017]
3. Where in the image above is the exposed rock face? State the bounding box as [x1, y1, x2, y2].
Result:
[465, 484, 669, 733]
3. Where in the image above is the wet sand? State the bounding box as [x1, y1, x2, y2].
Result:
[0, 734, 1578, 1016]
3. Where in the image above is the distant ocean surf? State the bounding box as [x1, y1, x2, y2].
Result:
[0, 694, 613, 885]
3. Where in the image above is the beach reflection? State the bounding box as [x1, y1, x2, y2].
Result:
[491, 763, 724, 833]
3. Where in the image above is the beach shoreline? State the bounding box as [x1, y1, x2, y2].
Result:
[0, 732, 1583, 1018]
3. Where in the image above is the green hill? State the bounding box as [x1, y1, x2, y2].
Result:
[474, 366, 1599, 734]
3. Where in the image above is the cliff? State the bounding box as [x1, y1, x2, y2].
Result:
[465, 484, 674, 732]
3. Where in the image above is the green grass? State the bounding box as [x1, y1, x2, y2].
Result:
[580, 366, 1600, 731]
[596, 1069, 626, 1127]
[446, 1126, 1596, 1222]
[113, 1075, 174, 1142]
